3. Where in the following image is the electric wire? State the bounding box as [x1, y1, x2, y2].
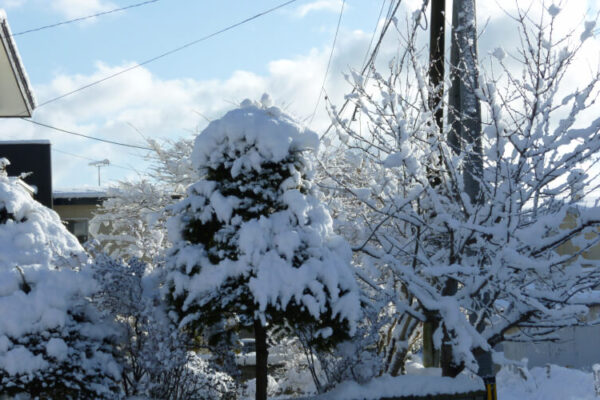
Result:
[21, 119, 153, 151]
[12, 0, 160, 37]
[320, 0, 403, 139]
[308, 0, 346, 126]
[35, 0, 298, 108]
[360, 0, 389, 71]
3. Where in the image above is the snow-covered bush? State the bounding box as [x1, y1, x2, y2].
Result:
[90, 137, 195, 261]
[90, 252, 236, 399]
[164, 96, 361, 399]
[0, 160, 120, 398]
[90, 180, 174, 261]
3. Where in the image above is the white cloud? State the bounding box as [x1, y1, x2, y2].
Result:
[0, 0, 26, 8]
[0, 29, 371, 188]
[294, 0, 344, 18]
[0, 0, 115, 18]
[50, 0, 115, 20]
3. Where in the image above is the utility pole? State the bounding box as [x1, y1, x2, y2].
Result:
[429, 0, 446, 131]
[446, 0, 494, 397]
[423, 0, 446, 369]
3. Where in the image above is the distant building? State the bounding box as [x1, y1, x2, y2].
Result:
[53, 190, 107, 243]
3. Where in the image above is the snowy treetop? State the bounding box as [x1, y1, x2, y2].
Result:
[191, 95, 319, 175]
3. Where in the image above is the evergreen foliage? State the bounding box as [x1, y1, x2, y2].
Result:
[165, 97, 360, 350]
[0, 161, 120, 399]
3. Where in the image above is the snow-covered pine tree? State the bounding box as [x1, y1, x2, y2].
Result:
[0, 159, 120, 398]
[165, 96, 361, 400]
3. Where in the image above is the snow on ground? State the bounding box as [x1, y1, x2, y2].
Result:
[268, 363, 599, 400]
[498, 364, 598, 400]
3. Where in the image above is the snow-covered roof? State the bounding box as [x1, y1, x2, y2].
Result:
[53, 189, 108, 199]
[53, 188, 108, 206]
[0, 10, 36, 117]
[0, 139, 50, 145]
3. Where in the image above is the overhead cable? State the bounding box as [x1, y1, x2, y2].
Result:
[36, 0, 298, 108]
[21, 118, 153, 151]
[320, 0, 403, 139]
[360, 0, 389, 70]
[308, 0, 346, 126]
[12, 0, 160, 37]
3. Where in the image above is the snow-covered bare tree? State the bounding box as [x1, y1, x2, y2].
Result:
[164, 96, 361, 400]
[90, 137, 195, 261]
[0, 159, 120, 398]
[90, 252, 236, 399]
[323, 2, 600, 378]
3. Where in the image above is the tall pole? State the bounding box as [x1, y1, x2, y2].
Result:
[429, 0, 446, 131]
[423, 0, 446, 369]
[446, 1, 493, 395]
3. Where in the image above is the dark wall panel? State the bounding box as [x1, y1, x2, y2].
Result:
[0, 142, 52, 208]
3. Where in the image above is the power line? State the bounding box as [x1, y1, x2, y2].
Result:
[320, 0, 403, 139]
[308, 0, 346, 126]
[12, 0, 160, 37]
[52, 147, 139, 172]
[21, 118, 153, 151]
[36, 0, 298, 108]
[360, 0, 389, 70]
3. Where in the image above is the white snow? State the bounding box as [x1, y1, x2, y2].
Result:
[53, 188, 108, 199]
[581, 20, 596, 42]
[548, 4, 561, 17]
[492, 47, 506, 61]
[0, 169, 119, 393]
[191, 96, 319, 173]
[498, 364, 598, 400]
[310, 374, 483, 399]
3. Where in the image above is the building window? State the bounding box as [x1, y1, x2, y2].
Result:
[65, 219, 88, 243]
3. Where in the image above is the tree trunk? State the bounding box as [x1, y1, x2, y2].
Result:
[254, 319, 269, 400]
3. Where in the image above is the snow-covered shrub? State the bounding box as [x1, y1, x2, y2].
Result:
[0, 160, 120, 398]
[164, 96, 361, 398]
[90, 181, 174, 261]
[90, 137, 195, 261]
[90, 252, 235, 399]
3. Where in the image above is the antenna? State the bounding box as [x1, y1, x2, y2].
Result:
[89, 159, 110, 186]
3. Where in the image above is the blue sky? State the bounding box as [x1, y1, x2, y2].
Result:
[0, 0, 597, 189]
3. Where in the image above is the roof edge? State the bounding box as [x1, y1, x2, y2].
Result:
[0, 14, 36, 116]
